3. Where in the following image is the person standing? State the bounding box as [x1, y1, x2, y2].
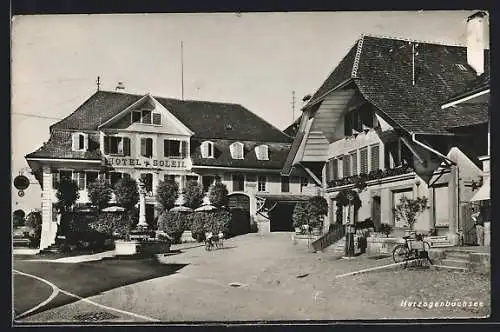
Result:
[472, 208, 484, 246]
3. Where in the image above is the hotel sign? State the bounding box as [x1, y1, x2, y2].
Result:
[105, 157, 187, 169]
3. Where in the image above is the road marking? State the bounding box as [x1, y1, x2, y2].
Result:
[14, 270, 60, 319]
[13, 269, 159, 322]
[335, 260, 420, 279]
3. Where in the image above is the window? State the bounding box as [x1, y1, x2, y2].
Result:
[371, 144, 380, 171]
[52, 171, 59, 189]
[344, 109, 361, 136]
[141, 137, 153, 158]
[393, 189, 414, 227]
[186, 175, 199, 183]
[258, 176, 267, 192]
[104, 136, 130, 156]
[326, 158, 338, 182]
[109, 172, 123, 188]
[59, 170, 73, 181]
[142, 110, 152, 124]
[164, 174, 176, 183]
[164, 140, 181, 158]
[230, 142, 244, 159]
[152, 113, 161, 125]
[350, 151, 357, 176]
[201, 141, 214, 158]
[385, 140, 401, 168]
[72, 132, 88, 151]
[86, 171, 99, 187]
[232, 174, 245, 192]
[343, 155, 351, 178]
[202, 176, 215, 193]
[360, 147, 368, 174]
[255, 145, 269, 160]
[140, 173, 153, 192]
[131, 111, 142, 123]
[281, 176, 290, 192]
[337, 156, 343, 178]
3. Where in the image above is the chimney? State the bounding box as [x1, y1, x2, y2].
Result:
[466, 11, 488, 76]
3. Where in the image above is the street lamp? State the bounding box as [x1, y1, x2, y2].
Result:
[344, 192, 355, 258]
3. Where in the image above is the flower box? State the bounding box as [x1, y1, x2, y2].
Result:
[114, 240, 139, 255]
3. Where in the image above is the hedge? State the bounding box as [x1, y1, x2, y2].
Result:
[157, 211, 192, 244]
[190, 210, 231, 242]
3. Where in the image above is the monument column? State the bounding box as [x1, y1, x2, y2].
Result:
[137, 179, 148, 228]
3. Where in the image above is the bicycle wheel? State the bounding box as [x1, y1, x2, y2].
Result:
[392, 244, 410, 264]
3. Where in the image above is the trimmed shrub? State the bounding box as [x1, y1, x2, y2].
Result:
[55, 177, 80, 213]
[379, 223, 393, 237]
[156, 180, 179, 211]
[157, 211, 191, 244]
[306, 196, 328, 229]
[88, 211, 135, 240]
[87, 178, 112, 210]
[114, 176, 139, 210]
[208, 182, 229, 208]
[13, 209, 26, 228]
[64, 212, 109, 250]
[190, 210, 231, 242]
[292, 202, 309, 229]
[184, 180, 204, 209]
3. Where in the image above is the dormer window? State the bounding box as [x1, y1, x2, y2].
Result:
[255, 145, 269, 160]
[131, 109, 161, 125]
[201, 141, 214, 158]
[230, 142, 244, 159]
[72, 132, 88, 151]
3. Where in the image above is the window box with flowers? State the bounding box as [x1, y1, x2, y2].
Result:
[327, 165, 412, 189]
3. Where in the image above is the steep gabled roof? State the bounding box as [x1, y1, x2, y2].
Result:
[50, 91, 292, 143]
[303, 35, 489, 134]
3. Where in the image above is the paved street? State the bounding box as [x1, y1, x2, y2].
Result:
[13, 233, 490, 323]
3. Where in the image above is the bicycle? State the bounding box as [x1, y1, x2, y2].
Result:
[392, 235, 432, 268]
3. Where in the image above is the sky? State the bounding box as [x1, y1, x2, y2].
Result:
[11, 10, 487, 209]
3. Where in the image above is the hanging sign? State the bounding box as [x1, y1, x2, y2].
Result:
[14, 175, 30, 190]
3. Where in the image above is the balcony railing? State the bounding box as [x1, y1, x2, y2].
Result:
[327, 165, 413, 189]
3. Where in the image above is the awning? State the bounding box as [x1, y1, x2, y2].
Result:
[255, 193, 312, 203]
[470, 181, 490, 202]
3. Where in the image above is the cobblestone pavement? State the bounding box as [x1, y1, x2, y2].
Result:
[18, 232, 490, 323]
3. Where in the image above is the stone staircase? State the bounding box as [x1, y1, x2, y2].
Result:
[38, 243, 63, 255]
[424, 235, 453, 248]
[430, 247, 490, 273]
[311, 223, 345, 253]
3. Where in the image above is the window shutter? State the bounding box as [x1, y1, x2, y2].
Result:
[360, 148, 368, 174]
[201, 142, 208, 158]
[207, 142, 213, 157]
[152, 113, 161, 125]
[350, 151, 357, 176]
[83, 133, 89, 151]
[146, 138, 153, 157]
[72, 133, 78, 151]
[123, 137, 131, 156]
[141, 138, 147, 157]
[180, 141, 187, 158]
[371, 144, 380, 171]
[343, 155, 350, 177]
[332, 159, 338, 180]
[117, 137, 124, 155]
[52, 172, 59, 189]
[103, 136, 110, 154]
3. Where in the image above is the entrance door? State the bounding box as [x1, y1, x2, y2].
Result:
[371, 196, 381, 231]
[146, 204, 155, 226]
[228, 194, 250, 236]
[269, 203, 295, 232]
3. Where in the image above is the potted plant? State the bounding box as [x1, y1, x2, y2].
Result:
[379, 223, 393, 237]
[292, 202, 308, 234]
[393, 196, 428, 238]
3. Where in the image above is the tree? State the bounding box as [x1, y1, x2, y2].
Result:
[184, 180, 204, 209]
[209, 182, 229, 208]
[292, 201, 309, 230]
[25, 210, 42, 248]
[114, 176, 139, 211]
[55, 177, 80, 214]
[156, 180, 179, 212]
[306, 196, 328, 229]
[393, 196, 428, 230]
[87, 178, 112, 210]
[13, 209, 26, 228]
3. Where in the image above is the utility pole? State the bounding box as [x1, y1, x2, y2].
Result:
[96, 76, 101, 92]
[181, 41, 184, 100]
[292, 90, 296, 123]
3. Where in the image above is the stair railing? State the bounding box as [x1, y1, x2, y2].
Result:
[312, 222, 345, 252]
